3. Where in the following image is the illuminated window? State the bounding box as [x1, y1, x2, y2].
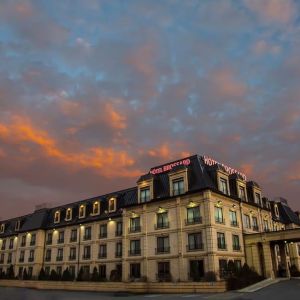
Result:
[54, 211, 60, 223]
[172, 178, 184, 195]
[108, 198, 116, 212]
[93, 201, 100, 215]
[140, 187, 150, 203]
[215, 207, 224, 224]
[274, 205, 279, 218]
[15, 220, 20, 231]
[220, 178, 228, 195]
[239, 186, 246, 201]
[65, 208, 72, 221]
[0, 224, 5, 233]
[79, 205, 86, 218]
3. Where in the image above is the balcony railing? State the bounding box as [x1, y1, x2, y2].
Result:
[128, 226, 141, 233]
[98, 252, 107, 259]
[30, 241, 36, 246]
[28, 257, 34, 262]
[1, 246, 6, 251]
[115, 251, 122, 258]
[46, 240, 52, 245]
[83, 235, 91, 241]
[215, 218, 225, 224]
[57, 239, 64, 244]
[128, 249, 141, 256]
[185, 216, 202, 225]
[99, 233, 107, 239]
[19, 258, 24, 263]
[115, 230, 123, 237]
[230, 221, 239, 227]
[45, 256, 51, 262]
[155, 247, 170, 254]
[156, 273, 172, 282]
[252, 225, 259, 231]
[70, 237, 77, 242]
[186, 243, 204, 251]
[217, 243, 227, 250]
[9, 245, 14, 250]
[69, 255, 76, 261]
[82, 254, 91, 260]
[7, 259, 12, 264]
[0, 260, 4, 264]
[173, 188, 185, 196]
[20, 242, 26, 247]
[56, 256, 63, 261]
[233, 245, 241, 251]
[155, 222, 169, 230]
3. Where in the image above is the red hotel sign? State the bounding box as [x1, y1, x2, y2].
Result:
[150, 158, 191, 175]
[202, 155, 247, 181]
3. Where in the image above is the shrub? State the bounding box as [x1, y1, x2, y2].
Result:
[22, 268, 29, 280]
[204, 271, 217, 282]
[76, 267, 84, 281]
[62, 268, 73, 281]
[49, 269, 59, 281]
[91, 267, 100, 281]
[38, 268, 46, 281]
[110, 269, 121, 282]
[6, 265, 15, 279]
[290, 265, 300, 277]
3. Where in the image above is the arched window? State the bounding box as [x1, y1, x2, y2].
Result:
[65, 208, 72, 221]
[93, 201, 100, 215]
[79, 205, 86, 218]
[54, 211, 60, 223]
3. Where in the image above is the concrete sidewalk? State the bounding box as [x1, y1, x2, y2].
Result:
[238, 277, 289, 292]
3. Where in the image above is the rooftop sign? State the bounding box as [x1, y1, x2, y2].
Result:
[149, 158, 191, 175]
[202, 155, 247, 181]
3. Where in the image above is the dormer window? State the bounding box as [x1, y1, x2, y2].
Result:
[65, 208, 72, 221]
[274, 205, 279, 218]
[140, 187, 150, 203]
[108, 198, 116, 213]
[79, 205, 86, 219]
[254, 192, 261, 205]
[93, 201, 100, 215]
[172, 177, 184, 196]
[0, 224, 5, 233]
[239, 186, 246, 201]
[54, 211, 60, 223]
[15, 220, 20, 231]
[220, 177, 229, 195]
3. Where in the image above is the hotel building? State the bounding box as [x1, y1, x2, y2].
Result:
[0, 154, 300, 282]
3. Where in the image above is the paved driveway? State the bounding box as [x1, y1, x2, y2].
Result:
[1, 279, 300, 300]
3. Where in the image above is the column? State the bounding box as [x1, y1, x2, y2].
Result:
[262, 242, 275, 278]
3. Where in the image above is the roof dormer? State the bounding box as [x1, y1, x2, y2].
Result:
[108, 197, 117, 213]
[168, 165, 188, 196]
[15, 220, 21, 231]
[54, 210, 60, 224]
[65, 208, 72, 221]
[137, 174, 154, 203]
[0, 223, 5, 234]
[91, 201, 100, 215]
[79, 204, 86, 219]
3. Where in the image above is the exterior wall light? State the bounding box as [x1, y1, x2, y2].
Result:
[157, 207, 166, 214]
[187, 201, 196, 208]
[216, 200, 222, 207]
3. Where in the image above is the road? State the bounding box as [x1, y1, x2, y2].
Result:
[0, 279, 300, 300]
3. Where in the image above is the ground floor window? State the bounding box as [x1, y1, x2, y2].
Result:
[45, 266, 50, 276]
[99, 264, 106, 279]
[116, 263, 122, 279]
[234, 260, 242, 271]
[219, 259, 227, 278]
[83, 265, 90, 275]
[18, 267, 23, 278]
[69, 265, 75, 277]
[189, 260, 204, 281]
[28, 267, 33, 278]
[56, 266, 62, 277]
[157, 261, 171, 281]
[130, 263, 141, 279]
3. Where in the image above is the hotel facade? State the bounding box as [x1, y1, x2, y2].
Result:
[1, 154, 300, 282]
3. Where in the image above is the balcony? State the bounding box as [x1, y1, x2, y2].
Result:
[82, 254, 91, 260]
[115, 230, 123, 237]
[7, 259, 12, 264]
[45, 256, 51, 262]
[83, 235, 91, 241]
[215, 218, 225, 224]
[1, 246, 5, 251]
[46, 240, 52, 245]
[70, 237, 77, 243]
[252, 225, 259, 231]
[173, 188, 185, 196]
[57, 239, 64, 244]
[28, 257, 34, 262]
[155, 222, 169, 230]
[20, 242, 26, 247]
[128, 226, 141, 233]
[186, 243, 204, 252]
[233, 245, 241, 251]
[56, 256, 63, 261]
[98, 252, 107, 259]
[9, 245, 14, 250]
[30, 241, 36, 246]
[99, 233, 107, 239]
[185, 217, 202, 225]
[19, 257, 24, 263]
[0, 259, 4, 264]
[230, 221, 239, 227]
[155, 247, 170, 254]
[69, 255, 76, 261]
[156, 273, 172, 282]
[217, 243, 227, 251]
[128, 249, 141, 256]
[115, 251, 122, 258]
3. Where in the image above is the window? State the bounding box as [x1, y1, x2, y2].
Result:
[130, 263, 141, 279]
[116, 242, 122, 257]
[83, 245, 91, 260]
[1, 239, 6, 250]
[217, 232, 226, 250]
[189, 260, 205, 281]
[157, 262, 171, 281]
[234, 260, 242, 271]
[229, 211, 238, 226]
[264, 220, 269, 232]
[57, 266, 62, 277]
[84, 226, 92, 240]
[45, 267, 50, 276]
[232, 235, 241, 251]
[69, 247, 76, 260]
[186, 206, 201, 225]
[255, 192, 261, 205]
[9, 238, 14, 249]
[172, 178, 184, 195]
[0, 254, 4, 263]
[99, 265, 106, 279]
[93, 201, 100, 215]
[108, 198, 116, 212]
[46, 232, 53, 245]
[219, 259, 227, 278]
[45, 249, 51, 261]
[156, 236, 170, 254]
[70, 229, 77, 242]
[79, 205, 86, 218]
[19, 251, 25, 263]
[99, 224, 107, 238]
[239, 186, 246, 201]
[187, 232, 203, 251]
[156, 212, 169, 229]
[252, 216, 258, 231]
[28, 250, 35, 262]
[129, 239, 141, 256]
[57, 248, 63, 261]
[243, 214, 251, 229]
[98, 244, 107, 258]
[215, 207, 224, 223]
[140, 187, 150, 203]
[28, 267, 33, 279]
[7, 253, 12, 264]
[116, 222, 123, 236]
[0, 224, 5, 233]
[58, 231, 64, 244]
[54, 211, 60, 223]
[69, 266, 76, 278]
[21, 235, 26, 247]
[129, 217, 141, 233]
[30, 234, 36, 246]
[18, 267, 24, 278]
[83, 266, 90, 276]
[65, 208, 72, 221]
[220, 178, 228, 194]
[274, 205, 279, 217]
[15, 220, 20, 231]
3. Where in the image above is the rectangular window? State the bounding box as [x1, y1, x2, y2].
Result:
[93, 202, 100, 215]
[66, 208, 72, 220]
[157, 262, 170, 281]
[19, 251, 25, 263]
[83, 266, 90, 276]
[129, 217, 141, 233]
[172, 178, 184, 195]
[30, 234, 36, 246]
[21, 235, 26, 247]
[130, 263, 141, 279]
[57, 248, 63, 261]
[7, 253, 12, 264]
[264, 220, 269, 232]
[69, 266, 75, 278]
[140, 187, 150, 203]
[57, 266, 62, 277]
[98, 244, 107, 258]
[45, 267, 50, 276]
[220, 178, 228, 194]
[187, 232, 203, 251]
[239, 186, 246, 201]
[232, 235, 241, 251]
[255, 193, 261, 205]
[156, 236, 170, 254]
[234, 260, 242, 271]
[83, 245, 91, 259]
[58, 231, 64, 244]
[116, 242, 122, 257]
[229, 211, 238, 226]
[219, 259, 227, 278]
[156, 212, 169, 229]
[28, 267, 33, 278]
[108, 198, 116, 212]
[70, 229, 77, 242]
[186, 206, 201, 224]
[99, 265, 106, 279]
[0, 240, 5, 251]
[15, 220, 20, 231]
[217, 232, 226, 250]
[29, 250, 35, 262]
[129, 239, 141, 256]
[99, 224, 107, 238]
[84, 226, 92, 240]
[45, 249, 51, 261]
[46, 232, 52, 245]
[0, 253, 4, 263]
[9, 239, 14, 249]
[79, 205, 85, 218]
[243, 214, 251, 229]
[189, 260, 205, 281]
[54, 211, 60, 223]
[215, 207, 224, 223]
[116, 222, 123, 236]
[69, 247, 76, 260]
[252, 216, 258, 231]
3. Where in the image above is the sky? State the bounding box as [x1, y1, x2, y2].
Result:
[0, 0, 300, 219]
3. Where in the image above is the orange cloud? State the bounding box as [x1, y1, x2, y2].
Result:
[240, 163, 254, 177]
[0, 116, 140, 178]
[104, 102, 127, 130]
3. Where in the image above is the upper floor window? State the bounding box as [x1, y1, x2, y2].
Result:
[252, 216, 258, 231]
[46, 232, 53, 245]
[93, 201, 100, 215]
[84, 226, 92, 240]
[116, 221, 123, 236]
[220, 178, 228, 195]
[217, 232, 226, 250]
[65, 208, 72, 221]
[0, 224, 5, 233]
[58, 231, 64, 244]
[140, 187, 150, 203]
[15, 220, 20, 231]
[254, 192, 261, 205]
[1, 239, 6, 250]
[129, 217, 141, 233]
[54, 211, 60, 223]
[21, 235, 26, 247]
[30, 234, 36, 246]
[243, 214, 251, 229]
[9, 238, 14, 249]
[186, 206, 201, 225]
[70, 229, 77, 242]
[229, 210, 238, 227]
[156, 236, 170, 254]
[108, 198, 116, 212]
[172, 178, 184, 196]
[99, 224, 107, 238]
[215, 207, 224, 224]
[79, 205, 86, 219]
[187, 232, 203, 251]
[239, 186, 246, 201]
[263, 219, 269, 232]
[274, 205, 279, 218]
[156, 212, 169, 229]
[232, 235, 241, 251]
